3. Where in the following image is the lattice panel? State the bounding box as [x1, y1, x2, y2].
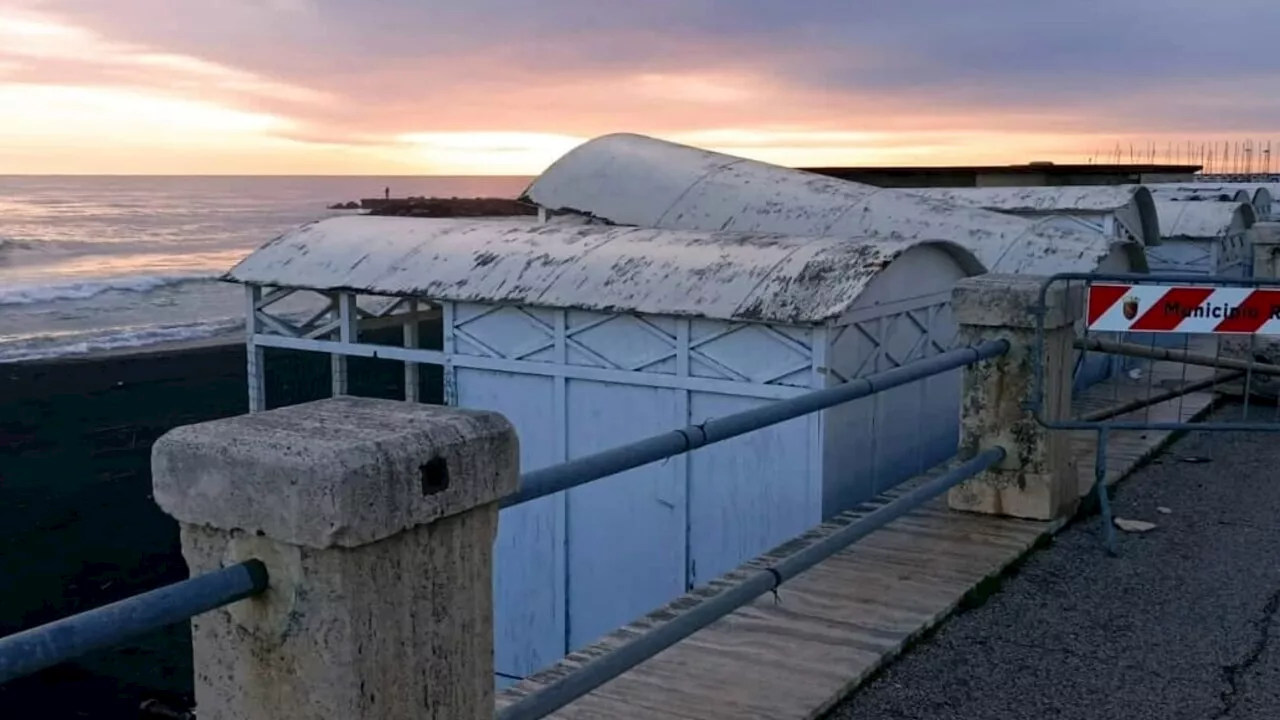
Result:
[1146, 244, 1213, 273]
[448, 304, 816, 387]
[453, 305, 557, 360]
[566, 312, 679, 374]
[689, 320, 813, 387]
[833, 304, 954, 380]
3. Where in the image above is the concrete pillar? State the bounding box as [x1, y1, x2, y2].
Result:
[151, 396, 519, 720]
[1235, 221, 1280, 396]
[948, 274, 1081, 521]
[1250, 221, 1280, 279]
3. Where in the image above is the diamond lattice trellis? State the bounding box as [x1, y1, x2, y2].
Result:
[450, 304, 816, 388]
[832, 304, 955, 381]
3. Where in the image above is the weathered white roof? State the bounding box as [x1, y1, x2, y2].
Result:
[1149, 183, 1275, 218]
[522, 133, 1146, 275]
[902, 185, 1161, 245]
[1152, 200, 1258, 238]
[1251, 187, 1274, 217]
[1147, 184, 1253, 203]
[222, 215, 984, 325]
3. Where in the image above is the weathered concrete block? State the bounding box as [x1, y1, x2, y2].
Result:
[949, 275, 1079, 521]
[952, 273, 1083, 331]
[1251, 222, 1280, 280]
[152, 396, 519, 720]
[1223, 222, 1280, 399]
[152, 396, 518, 548]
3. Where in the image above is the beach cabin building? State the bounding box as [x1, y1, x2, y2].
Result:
[900, 185, 1162, 248]
[222, 215, 984, 685]
[1148, 185, 1253, 204]
[1145, 200, 1259, 276]
[522, 133, 1148, 396]
[522, 133, 1149, 277]
[1147, 183, 1274, 219]
[1252, 188, 1274, 219]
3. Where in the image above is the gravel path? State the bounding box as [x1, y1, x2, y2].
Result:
[826, 403, 1280, 720]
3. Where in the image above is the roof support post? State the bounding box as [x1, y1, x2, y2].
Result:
[331, 292, 358, 397]
[245, 284, 266, 413]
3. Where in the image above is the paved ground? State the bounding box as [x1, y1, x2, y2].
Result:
[826, 403, 1280, 720]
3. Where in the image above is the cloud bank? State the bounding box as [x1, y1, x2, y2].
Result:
[3, 0, 1279, 173]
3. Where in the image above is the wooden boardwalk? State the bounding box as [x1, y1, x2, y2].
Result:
[495, 355, 1220, 720]
[1071, 339, 1219, 495]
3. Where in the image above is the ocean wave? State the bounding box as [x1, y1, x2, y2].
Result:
[0, 236, 111, 254]
[0, 318, 246, 363]
[0, 233, 243, 253]
[0, 273, 218, 306]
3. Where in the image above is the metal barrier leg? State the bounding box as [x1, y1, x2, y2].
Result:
[1095, 428, 1117, 556]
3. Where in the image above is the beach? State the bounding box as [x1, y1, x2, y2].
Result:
[0, 175, 533, 363]
[0, 177, 522, 716]
[0, 324, 446, 718]
[0, 340, 253, 717]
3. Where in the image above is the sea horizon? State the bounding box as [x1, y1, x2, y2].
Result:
[0, 173, 538, 178]
[0, 174, 533, 363]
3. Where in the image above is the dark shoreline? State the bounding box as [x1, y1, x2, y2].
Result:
[0, 327, 442, 718]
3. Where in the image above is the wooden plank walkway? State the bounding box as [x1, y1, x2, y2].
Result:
[495, 359, 1220, 720]
[1070, 341, 1219, 495]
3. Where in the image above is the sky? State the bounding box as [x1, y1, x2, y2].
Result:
[2, 0, 1279, 175]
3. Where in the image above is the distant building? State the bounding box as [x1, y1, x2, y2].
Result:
[799, 161, 1202, 188]
[1197, 173, 1280, 183]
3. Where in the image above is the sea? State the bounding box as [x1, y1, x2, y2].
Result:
[0, 175, 532, 363]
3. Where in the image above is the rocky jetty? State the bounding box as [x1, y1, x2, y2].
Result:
[326, 196, 537, 216]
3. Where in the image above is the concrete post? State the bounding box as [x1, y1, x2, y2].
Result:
[1250, 221, 1280, 279]
[1236, 221, 1280, 398]
[948, 274, 1081, 521]
[151, 396, 519, 720]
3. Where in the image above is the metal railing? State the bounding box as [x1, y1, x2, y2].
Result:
[0, 560, 269, 684]
[497, 448, 1004, 720]
[1032, 271, 1280, 554]
[498, 339, 1012, 719]
[1033, 271, 1280, 433]
[505, 339, 1011, 508]
[0, 339, 1011, 715]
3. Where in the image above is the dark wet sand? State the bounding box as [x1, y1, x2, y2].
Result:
[0, 328, 441, 718]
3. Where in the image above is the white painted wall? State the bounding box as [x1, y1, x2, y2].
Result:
[824, 244, 969, 515]
[445, 302, 823, 682]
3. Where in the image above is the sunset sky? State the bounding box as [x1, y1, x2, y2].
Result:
[2, 0, 1279, 175]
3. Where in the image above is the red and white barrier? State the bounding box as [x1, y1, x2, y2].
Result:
[1086, 283, 1280, 334]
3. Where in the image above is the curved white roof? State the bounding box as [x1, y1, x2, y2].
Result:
[1148, 185, 1253, 203]
[902, 185, 1161, 245]
[1149, 183, 1275, 218]
[522, 133, 1146, 275]
[222, 216, 984, 325]
[1153, 200, 1258, 238]
[1252, 187, 1274, 217]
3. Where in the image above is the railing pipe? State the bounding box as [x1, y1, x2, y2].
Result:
[504, 339, 1010, 508]
[1076, 337, 1280, 376]
[0, 560, 268, 684]
[1079, 370, 1245, 423]
[496, 447, 1006, 720]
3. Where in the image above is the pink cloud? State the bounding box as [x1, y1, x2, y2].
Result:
[3, 0, 1279, 173]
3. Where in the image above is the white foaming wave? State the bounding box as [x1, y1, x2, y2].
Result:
[0, 273, 217, 306]
[0, 318, 246, 363]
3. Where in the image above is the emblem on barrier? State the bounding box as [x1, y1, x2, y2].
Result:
[1121, 295, 1140, 320]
